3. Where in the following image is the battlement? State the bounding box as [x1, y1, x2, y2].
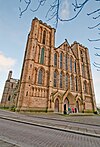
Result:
[32, 17, 56, 31]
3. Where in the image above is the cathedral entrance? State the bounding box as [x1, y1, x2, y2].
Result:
[64, 104, 66, 112]
[55, 98, 59, 112]
[76, 101, 79, 112]
[64, 98, 69, 114]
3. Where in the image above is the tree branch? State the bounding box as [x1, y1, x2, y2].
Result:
[19, 0, 31, 17]
[58, 0, 90, 22]
[93, 14, 100, 19]
[30, 0, 47, 13]
[88, 38, 100, 41]
[87, 8, 100, 16]
[95, 53, 100, 56]
[94, 47, 100, 50]
[46, 0, 60, 27]
[19, 0, 100, 71]
[93, 62, 100, 68]
[88, 23, 100, 29]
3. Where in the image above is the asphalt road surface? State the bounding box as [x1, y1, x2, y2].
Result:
[0, 109, 100, 135]
[0, 117, 100, 147]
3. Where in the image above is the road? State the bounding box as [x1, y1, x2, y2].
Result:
[0, 110, 100, 147]
[0, 110, 100, 135]
[0, 117, 100, 147]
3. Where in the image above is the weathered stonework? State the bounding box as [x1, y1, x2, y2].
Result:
[1, 71, 19, 108]
[16, 18, 96, 113]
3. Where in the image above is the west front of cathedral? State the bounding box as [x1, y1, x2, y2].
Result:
[1, 18, 97, 113]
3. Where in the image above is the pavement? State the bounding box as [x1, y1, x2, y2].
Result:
[0, 139, 19, 147]
[0, 109, 100, 146]
[1, 117, 100, 147]
[0, 110, 100, 136]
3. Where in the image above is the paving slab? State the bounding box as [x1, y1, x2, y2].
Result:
[0, 139, 19, 147]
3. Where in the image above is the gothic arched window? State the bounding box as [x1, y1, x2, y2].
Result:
[39, 27, 42, 43]
[82, 64, 85, 77]
[70, 76, 73, 91]
[60, 53, 63, 68]
[66, 75, 68, 89]
[26, 91, 28, 96]
[75, 77, 78, 91]
[60, 72, 63, 88]
[8, 95, 11, 101]
[38, 69, 43, 85]
[81, 56, 83, 62]
[43, 30, 46, 44]
[70, 57, 72, 72]
[84, 81, 87, 93]
[74, 61, 77, 73]
[54, 71, 57, 87]
[65, 55, 68, 70]
[54, 53, 57, 67]
[40, 48, 44, 64]
[49, 32, 51, 46]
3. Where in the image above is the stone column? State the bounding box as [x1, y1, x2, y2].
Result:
[86, 48, 97, 112]
[77, 43, 84, 112]
[48, 28, 55, 111]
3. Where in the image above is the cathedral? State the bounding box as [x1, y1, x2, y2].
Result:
[1, 17, 97, 113]
[16, 17, 96, 113]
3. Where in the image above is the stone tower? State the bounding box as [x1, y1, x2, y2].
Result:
[17, 18, 97, 113]
[1, 71, 19, 108]
[17, 18, 55, 111]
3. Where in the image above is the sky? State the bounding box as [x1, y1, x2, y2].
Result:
[0, 0, 100, 106]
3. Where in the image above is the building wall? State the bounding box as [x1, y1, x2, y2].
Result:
[1, 71, 19, 108]
[17, 18, 97, 113]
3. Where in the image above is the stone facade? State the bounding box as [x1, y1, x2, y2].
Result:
[17, 18, 96, 113]
[1, 71, 19, 108]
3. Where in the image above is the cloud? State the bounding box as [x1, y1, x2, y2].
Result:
[0, 52, 16, 102]
[60, 0, 70, 20]
[0, 52, 16, 71]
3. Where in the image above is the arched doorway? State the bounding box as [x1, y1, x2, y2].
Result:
[64, 97, 69, 113]
[76, 101, 79, 113]
[55, 98, 59, 112]
[67, 93, 76, 109]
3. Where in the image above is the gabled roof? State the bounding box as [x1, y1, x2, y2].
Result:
[71, 41, 88, 50]
[55, 39, 70, 49]
[54, 39, 78, 59]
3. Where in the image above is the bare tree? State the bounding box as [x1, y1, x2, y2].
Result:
[19, 0, 91, 27]
[19, 0, 100, 70]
